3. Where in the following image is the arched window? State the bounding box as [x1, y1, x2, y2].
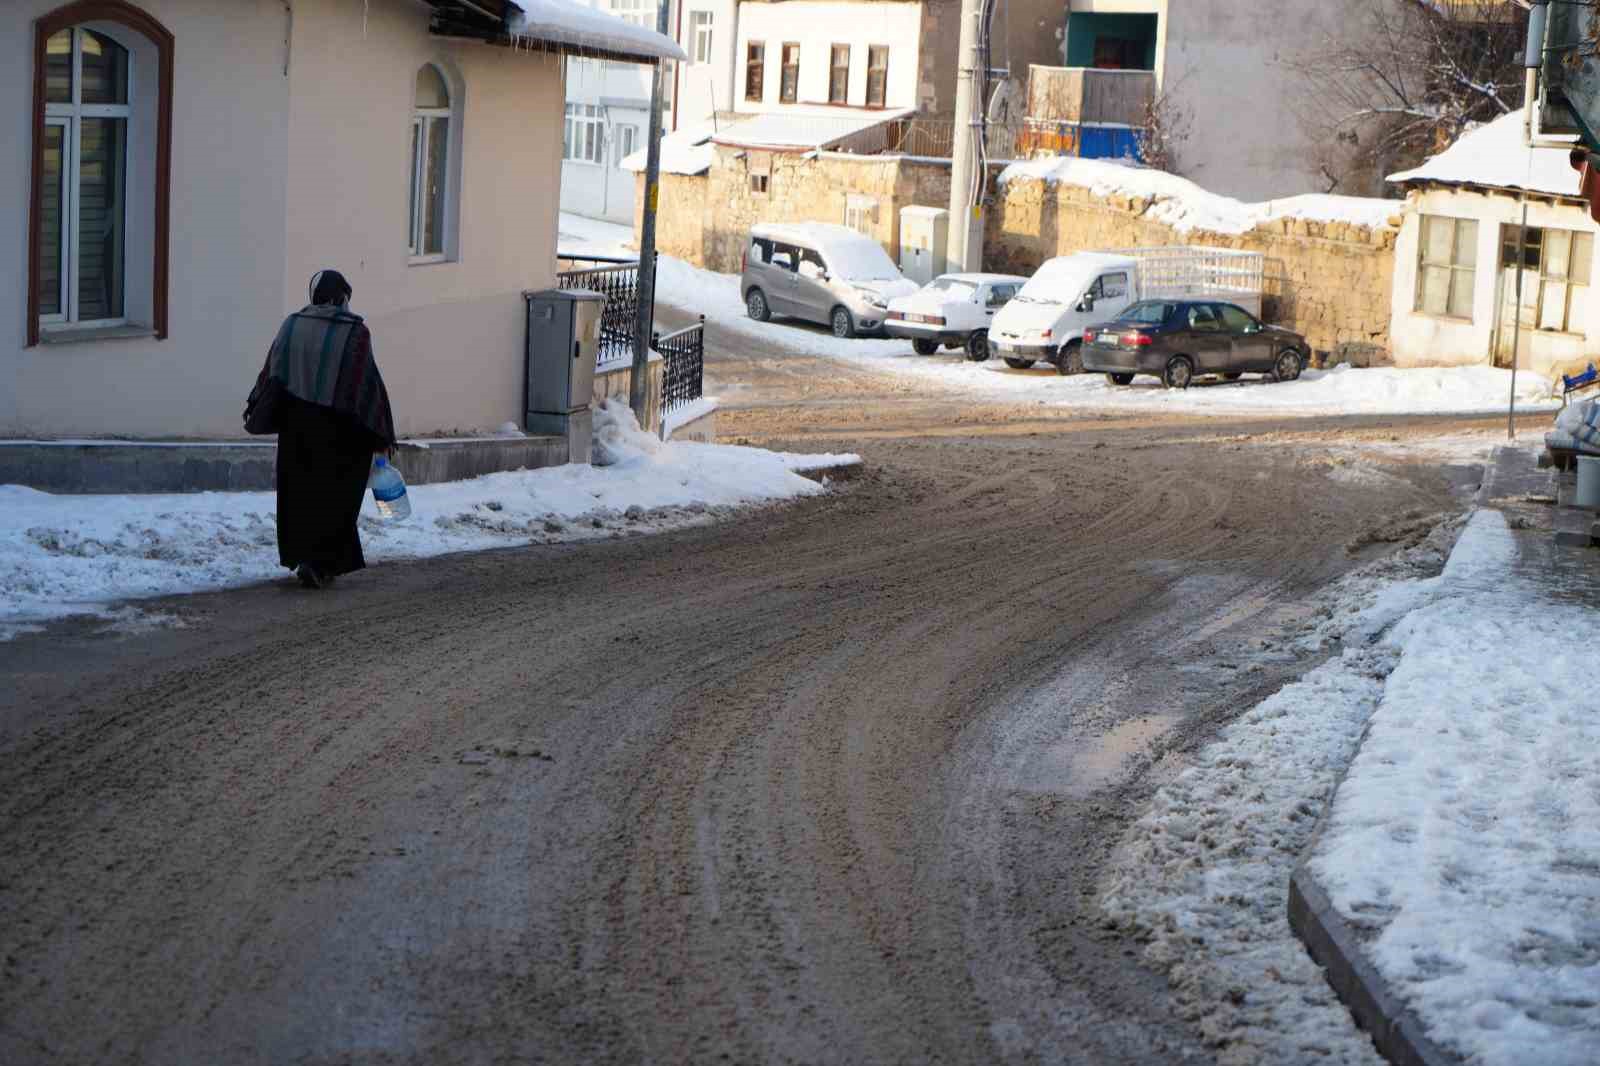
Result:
[409, 65, 451, 261]
[41, 27, 130, 326]
[28, 2, 173, 346]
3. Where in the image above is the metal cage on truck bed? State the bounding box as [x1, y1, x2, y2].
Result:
[1108, 246, 1265, 317]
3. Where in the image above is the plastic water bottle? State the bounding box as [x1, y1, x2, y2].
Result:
[369, 457, 411, 521]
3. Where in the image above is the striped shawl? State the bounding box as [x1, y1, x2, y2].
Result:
[255, 304, 396, 445]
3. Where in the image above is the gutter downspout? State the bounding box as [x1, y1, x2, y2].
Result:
[671, 0, 684, 131]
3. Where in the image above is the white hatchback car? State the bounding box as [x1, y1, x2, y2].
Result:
[884, 273, 1028, 361]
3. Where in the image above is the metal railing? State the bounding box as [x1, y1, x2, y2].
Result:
[654, 317, 705, 414]
[557, 256, 652, 370]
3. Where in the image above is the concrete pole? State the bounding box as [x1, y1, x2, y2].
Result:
[631, 0, 672, 420]
[946, 0, 985, 274]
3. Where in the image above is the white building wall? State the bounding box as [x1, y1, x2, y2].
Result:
[3, 0, 564, 439]
[732, 1, 922, 113]
[1, 0, 290, 439]
[672, 0, 738, 128]
[1389, 186, 1600, 378]
[1062, 0, 1383, 200]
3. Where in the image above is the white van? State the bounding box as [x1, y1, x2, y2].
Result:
[741, 223, 919, 338]
[987, 253, 1138, 372]
[989, 247, 1266, 373]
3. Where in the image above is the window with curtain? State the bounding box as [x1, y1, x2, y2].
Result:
[780, 43, 800, 103]
[829, 45, 850, 104]
[1416, 215, 1478, 319]
[745, 41, 766, 101]
[866, 46, 888, 107]
[40, 26, 130, 328]
[409, 65, 451, 260]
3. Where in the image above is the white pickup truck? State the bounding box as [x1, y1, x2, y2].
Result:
[884, 273, 1028, 362]
[988, 247, 1265, 373]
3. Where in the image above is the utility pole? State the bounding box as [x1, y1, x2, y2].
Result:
[946, 0, 986, 274]
[631, 0, 672, 420]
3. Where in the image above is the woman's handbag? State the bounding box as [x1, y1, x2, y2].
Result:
[243, 372, 287, 435]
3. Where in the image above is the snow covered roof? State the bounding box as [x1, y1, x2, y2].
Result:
[621, 127, 715, 175]
[507, 0, 687, 63]
[1386, 111, 1581, 199]
[712, 108, 914, 150]
[999, 156, 1398, 235]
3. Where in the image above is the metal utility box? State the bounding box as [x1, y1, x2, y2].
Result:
[525, 288, 604, 420]
[899, 206, 949, 287]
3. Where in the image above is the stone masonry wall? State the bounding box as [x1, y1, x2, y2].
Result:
[986, 177, 1400, 357]
[638, 149, 952, 274]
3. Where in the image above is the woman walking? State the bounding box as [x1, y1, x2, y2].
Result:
[245, 270, 397, 588]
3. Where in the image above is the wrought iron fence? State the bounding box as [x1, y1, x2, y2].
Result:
[654, 317, 705, 414]
[556, 255, 652, 369]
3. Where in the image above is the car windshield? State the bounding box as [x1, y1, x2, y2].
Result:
[821, 238, 901, 282]
[926, 278, 978, 300]
[1115, 301, 1177, 325]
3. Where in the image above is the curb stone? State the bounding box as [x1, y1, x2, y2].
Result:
[1288, 446, 1538, 1066]
[1287, 867, 1462, 1066]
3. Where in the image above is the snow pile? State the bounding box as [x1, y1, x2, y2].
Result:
[508, 0, 686, 62]
[1388, 111, 1581, 199]
[590, 397, 662, 465]
[1098, 518, 1469, 1063]
[1309, 510, 1600, 1065]
[998, 156, 1398, 235]
[0, 431, 858, 638]
[620, 127, 716, 176]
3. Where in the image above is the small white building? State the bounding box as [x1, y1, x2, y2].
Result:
[2, 0, 682, 440]
[1388, 113, 1599, 381]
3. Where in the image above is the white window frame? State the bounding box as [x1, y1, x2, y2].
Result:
[409, 64, 452, 265]
[564, 103, 605, 166]
[42, 27, 132, 332]
[690, 11, 714, 65]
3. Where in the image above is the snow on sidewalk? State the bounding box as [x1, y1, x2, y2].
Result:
[1098, 518, 1469, 1064]
[0, 402, 857, 640]
[1099, 504, 1600, 1065]
[1308, 510, 1600, 1065]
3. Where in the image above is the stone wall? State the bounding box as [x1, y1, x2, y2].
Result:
[638, 148, 952, 274]
[986, 176, 1399, 356]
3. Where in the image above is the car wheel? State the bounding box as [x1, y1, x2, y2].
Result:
[965, 331, 991, 362]
[1055, 340, 1084, 376]
[1108, 372, 1134, 386]
[1162, 355, 1194, 390]
[912, 338, 939, 356]
[746, 288, 770, 322]
[1274, 349, 1302, 383]
[1222, 372, 1242, 381]
[831, 306, 856, 339]
[1003, 357, 1036, 370]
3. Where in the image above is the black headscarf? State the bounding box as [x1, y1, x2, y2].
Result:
[309, 269, 353, 308]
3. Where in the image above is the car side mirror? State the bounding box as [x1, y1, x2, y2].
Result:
[1076, 297, 1094, 313]
[1243, 323, 1262, 334]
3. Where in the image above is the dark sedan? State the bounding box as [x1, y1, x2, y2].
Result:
[1080, 300, 1311, 389]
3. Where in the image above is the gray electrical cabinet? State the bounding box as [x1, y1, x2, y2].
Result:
[525, 289, 604, 458]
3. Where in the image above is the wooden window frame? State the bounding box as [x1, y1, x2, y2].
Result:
[866, 45, 888, 108]
[1415, 214, 1477, 321]
[745, 40, 765, 102]
[780, 42, 800, 104]
[28, 0, 173, 347]
[829, 44, 850, 105]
